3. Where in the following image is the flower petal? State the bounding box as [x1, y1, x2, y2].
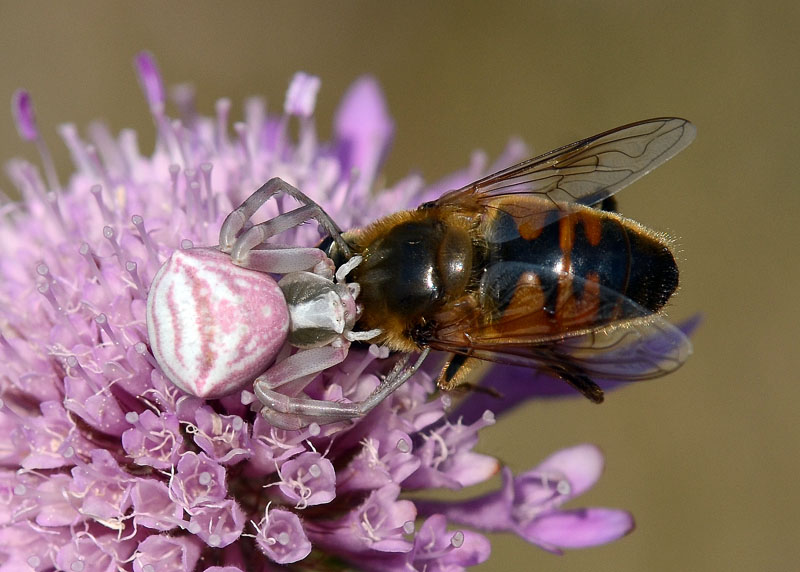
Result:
[134, 51, 165, 110]
[284, 72, 321, 118]
[334, 76, 394, 192]
[255, 508, 312, 564]
[535, 443, 604, 498]
[11, 90, 37, 141]
[520, 508, 634, 549]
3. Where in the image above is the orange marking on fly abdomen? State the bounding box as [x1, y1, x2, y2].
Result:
[490, 199, 551, 241]
[559, 214, 575, 274]
[555, 270, 603, 331]
[579, 211, 604, 246]
[483, 271, 555, 339]
[517, 217, 546, 241]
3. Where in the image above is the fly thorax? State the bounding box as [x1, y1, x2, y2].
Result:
[353, 218, 474, 335]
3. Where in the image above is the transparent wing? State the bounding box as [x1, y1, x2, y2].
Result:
[452, 316, 691, 382]
[428, 269, 691, 382]
[436, 117, 695, 208]
[555, 315, 691, 380]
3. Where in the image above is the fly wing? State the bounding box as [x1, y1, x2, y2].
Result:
[452, 316, 691, 382]
[434, 118, 695, 209]
[428, 268, 691, 382]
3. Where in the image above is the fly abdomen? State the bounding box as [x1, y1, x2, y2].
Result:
[616, 223, 678, 312]
[566, 211, 678, 314]
[482, 204, 678, 334]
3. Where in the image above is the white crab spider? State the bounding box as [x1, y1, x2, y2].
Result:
[211, 178, 426, 429]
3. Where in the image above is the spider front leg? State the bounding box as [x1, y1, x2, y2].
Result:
[254, 348, 431, 429]
[249, 344, 350, 430]
[218, 178, 352, 274]
[244, 255, 384, 429]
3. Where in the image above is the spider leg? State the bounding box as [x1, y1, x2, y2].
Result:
[255, 348, 431, 429]
[219, 178, 352, 263]
[228, 243, 334, 275]
[253, 345, 349, 396]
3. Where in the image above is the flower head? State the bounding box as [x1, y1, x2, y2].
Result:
[0, 52, 634, 570]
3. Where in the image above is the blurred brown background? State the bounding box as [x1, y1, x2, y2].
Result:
[1, 2, 797, 570]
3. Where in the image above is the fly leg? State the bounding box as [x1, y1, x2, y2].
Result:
[436, 353, 483, 390]
[218, 177, 352, 273]
[254, 348, 430, 429]
[545, 359, 605, 403]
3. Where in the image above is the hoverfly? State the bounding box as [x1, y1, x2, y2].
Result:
[220, 117, 695, 426]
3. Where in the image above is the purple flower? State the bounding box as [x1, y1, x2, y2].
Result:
[122, 409, 184, 468]
[275, 451, 336, 508]
[253, 506, 312, 563]
[405, 514, 491, 571]
[402, 411, 500, 490]
[170, 451, 228, 509]
[0, 51, 637, 570]
[306, 483, 417, 555]
[133, 536, 202, 572]
[415, 444, 634, 554]
[130, 478, 183, 531]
